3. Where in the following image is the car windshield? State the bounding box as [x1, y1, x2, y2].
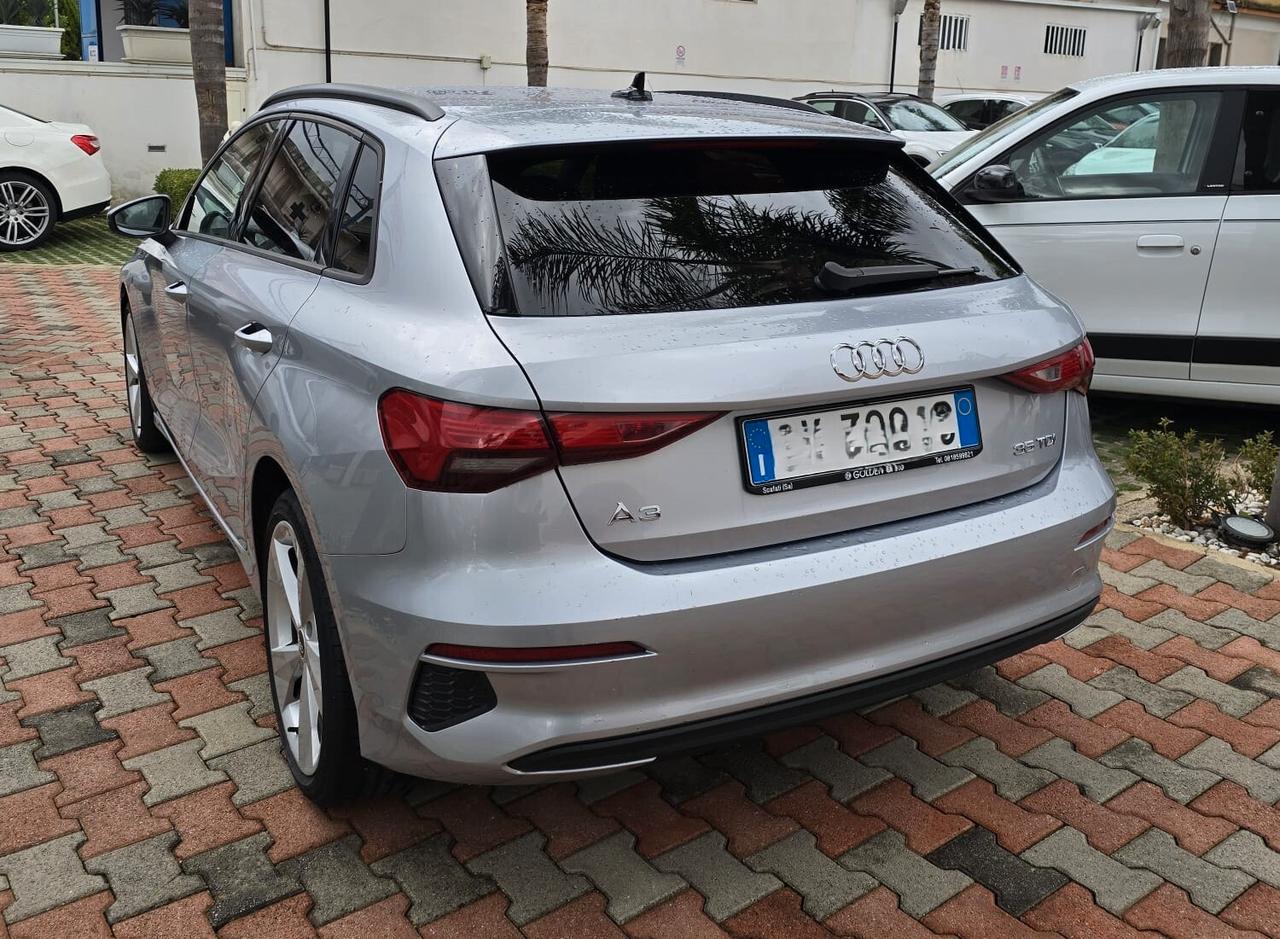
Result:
[881, 100, 968, 132]
[930, 88, 1078, 176]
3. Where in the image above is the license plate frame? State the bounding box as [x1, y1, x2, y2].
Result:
[737, 386, 983, 495]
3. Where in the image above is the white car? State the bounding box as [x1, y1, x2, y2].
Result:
[796, 92, 974, 165]
[936, 92, 1037, 130]
[932, 67, 1280, 405]
[0, 104, 111, 250]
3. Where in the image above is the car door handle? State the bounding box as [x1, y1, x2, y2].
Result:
[1136, 234, 1184, 251]
[234, 323, 274, 354]
[164, 281, 188, 297]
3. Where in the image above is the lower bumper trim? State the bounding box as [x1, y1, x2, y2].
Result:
[508, 597, 1099, 774]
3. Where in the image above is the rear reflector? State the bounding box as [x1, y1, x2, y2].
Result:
[1000, 339, 1094, 395]
[1077, 515, 1113, 546]
[425, 641, 647, 663]
[378, 389, 722, 492]
[71, 134, 100, 156]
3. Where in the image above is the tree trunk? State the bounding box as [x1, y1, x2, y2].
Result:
[526, 0, 549, 87]
[918, 0, 941, 102]
[188, 0, 228, 165]
[1163, 0, 1211, 68]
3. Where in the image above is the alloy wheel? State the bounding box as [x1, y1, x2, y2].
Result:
[0, 180, 50, 247]
[266, 520, 324, 775]
[123, 317, 142, 439]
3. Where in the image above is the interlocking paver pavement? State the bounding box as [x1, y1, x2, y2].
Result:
[1, 265, 1279, 935]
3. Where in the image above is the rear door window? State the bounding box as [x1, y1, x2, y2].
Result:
[470, 141, 1013, 316]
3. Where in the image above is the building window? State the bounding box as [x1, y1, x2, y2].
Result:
[918, 13, 969, 51]
[1044, 24, 1087, 57]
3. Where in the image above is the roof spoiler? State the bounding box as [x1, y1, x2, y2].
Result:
[661, 90, 826, 114]
[259, 83, 445, 122]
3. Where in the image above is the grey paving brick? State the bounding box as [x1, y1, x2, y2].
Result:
[0, 832, 107, 923]
[466, 832, 589, 926]
[1258, 742, 1280, 769]
[1078, 609, 1173, 651]
[84, 831, 204, 923]
[0, 739, 56, 797]
[1179, 738, 1280, 803]
[1160, 666, 1268, 718]
[1020, 664, 1124, 719]
[190, 543, 241, 567]
[561, 830, 686, 923]
[1061, 622, 1112, 650]
[208, 738, 293, 805]
[939, 738, 1055, 801]
[746, 830, 875, 920]
[1129, 559, 1218, 595]
[652, 831, 781, 922]
[138, 636, 216, 682]
[97, 505, 155, 531]
[228, 673, 273, 721]
[912, 683, 976, 716]
[184, 607, 257, 651]
[839, 829, 971, 918]
[576, 770, 647, 806]
[226, 586, 261, 619]
[1114, 828, 1254, 914]
[178, 701, 275, 760]
[182, 831, 302, 929]
[24, 700, 116, 760]
[1185, 556, 1273, 593]
[124, 739, 227, 805]
[781, 736, 891, 803]
[57, 521, 112, 549]
[1020, 827, 1161, 915]
[71, 540, 130, 571]
[277, 834, 398, 926]
[860, 736, 973, 801]
[0, 506, 40, 529]
[0, 635, 70, 680]
[50, 608, 124, 650]
[15, 541, 76, 573]
[701, 742, 809, 804]
[1232, 666, 1280, 700]
[926, 826, 1067, 917]
[1204, 831, 1280, 889]
[101, 583, 171, 621]
[371, 834, 493, 925]
[1021, 739, 1138, 802]
[645, 756, 726, 805]
[1208, 609, 1279, 650]
[129, 541, 190, 571]
[0, 584, 39, 616]
[949, 666, 1048, 717]
[82, 666, 169, 720]
[1101, 739, 1220, 804]
[1090, 666, 1195, 718]
[1145, 609, 1238, 650]
[137, 489, 188, 512]
[1100, 565, 1159, 596]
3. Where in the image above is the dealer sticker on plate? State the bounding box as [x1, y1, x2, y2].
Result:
[740, 387, 982, 494]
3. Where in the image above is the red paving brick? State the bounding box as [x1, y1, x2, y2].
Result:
[1119, 537, 1203, 570]
[101, 702, 197, 761]
[1020, 700, 1131, 758]
[849, 779, 972, 855]
[64, 634, 146, 682]
[1190, 781, 1280, 851]
[946, 700, 1054, 757]
[150, 781, 264, 859]
[153, 667, 245, 721]
[1219, 883, 1280, 938]
[59, 780, 172, 859]
[723, 887, 836, 939]
[1099, 586, 1166, 622]
[681, 780, 799, 858]
[1194, 581, 1280, 621]
[330, 795, 441, 863]
[1105, 781, 1236, 855]
[1152, 636, 1255, 683]
[215, 893, 316, 939]
[415, 787, 534, 863]
[923, 885, 1053, 938]
[933, 779, 1062, 854]
[1168, 699, 1280, 758]
[112, 892, 219, 939]
[866, 698, 975, 757]
[7, 891, 113, 939]
[1135, 584, 1230, 622]
[824, 886, 944, 939]
[506, 783, 621, 860]
[1094, 701, 1207, 759]
[1020, 779, 1150, 853]
[765, 780, 886, 857]
[1080, 636, 1182, 682]
[523, 893, 627, 939]
[1023, 883, 1160, 939]
[318, 894, 420, 939]
[592, 780, 710, 859]
[1125, 884, 1258, 939]
[0, 782, 79, 854]
[8, 664, 94, 717]
[417, 894, 521, 939]
[816, 712, 898, 756]
[40, 739, 139, 806]
[240, 788, 352, 863]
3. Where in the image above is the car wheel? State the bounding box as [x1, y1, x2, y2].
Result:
[0, 172, 55, 251]
[123, 309, 170, 454]
[262, 489, 387, 804]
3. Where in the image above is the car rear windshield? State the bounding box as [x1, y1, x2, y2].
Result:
[442, 140, 1014, 317]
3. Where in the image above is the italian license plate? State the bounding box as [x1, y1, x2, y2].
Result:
[740, 387, 982, 494]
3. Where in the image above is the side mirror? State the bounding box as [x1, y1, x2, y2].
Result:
[967, 165, 1024, 202]
[108, 195, 172, 240]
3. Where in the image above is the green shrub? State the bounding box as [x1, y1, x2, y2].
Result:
[1124, 418, 1229, 528]
[1237, 430, 1278, 496]
[153, 168, 200, 209]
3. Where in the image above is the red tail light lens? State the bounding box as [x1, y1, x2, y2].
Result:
[378, 390, 555, 492]
[1000, 339, 1094, 395]
[71, 134, 100, 156]
[548, 412, 722, 464]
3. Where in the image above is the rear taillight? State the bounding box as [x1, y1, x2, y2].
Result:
[1000, 339, 1094, 395]
[71, 134, 100, 156]
[377, 389, 722, 492]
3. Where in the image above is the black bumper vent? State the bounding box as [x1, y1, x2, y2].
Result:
[407, 662, 497, 732]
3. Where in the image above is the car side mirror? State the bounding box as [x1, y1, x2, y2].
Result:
[967, 165, 1024, 202]
[108, 195, 172, 240]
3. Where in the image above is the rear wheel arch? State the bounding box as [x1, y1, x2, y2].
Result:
[0, 166, 62, 217]
[250, 455, 294, 567]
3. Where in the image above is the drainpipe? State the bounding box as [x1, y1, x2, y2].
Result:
[323, 0, 332, 82]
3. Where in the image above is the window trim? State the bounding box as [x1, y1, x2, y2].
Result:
[955, 86, 1242, 205]
[1230, 87, 1280, 195]
[322, 138, 385, 284]
[176, 114, 286, 239]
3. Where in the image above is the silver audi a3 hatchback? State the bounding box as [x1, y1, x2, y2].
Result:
[108, 82, 1114, 803]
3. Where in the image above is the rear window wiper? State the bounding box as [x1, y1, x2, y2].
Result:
[815, 261, 978, 294]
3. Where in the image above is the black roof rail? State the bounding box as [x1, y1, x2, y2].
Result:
[660, 90, 824, 114]
[259, 83, 446, 122]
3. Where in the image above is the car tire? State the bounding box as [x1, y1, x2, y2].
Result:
[0, 171, 56, 251]
[123, 309, 170, 454]
[261, 489, 392, 805]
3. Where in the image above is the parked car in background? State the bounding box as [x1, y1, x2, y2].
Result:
[108, 82, 1111, 801]
[936, 92, 1036, 130]
[931, 68, 1280, 405]
[0, 104, 111, 251]
[795, 91, 974, 165]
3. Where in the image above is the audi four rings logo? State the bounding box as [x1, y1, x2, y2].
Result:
[830, 337, 925, 382]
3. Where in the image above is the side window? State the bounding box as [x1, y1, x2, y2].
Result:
[807, 100, 838, 115]
[240, 120, 360, 263]
[990, 100, 1025, 123]
[330, 145, 380, 275]
[945, 100, 983, 127]
[839, 101, 887, 130]
[1003, 92, 1221, 200]
[1237, 90, 1280, 192]
[182, 121, 278, 238]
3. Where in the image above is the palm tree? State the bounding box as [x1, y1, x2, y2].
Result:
[188, 0, 227, 164]
[526, 0, 549, 86]
[918, 0, 941, 102]
[1163, 0, 1211, 67]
